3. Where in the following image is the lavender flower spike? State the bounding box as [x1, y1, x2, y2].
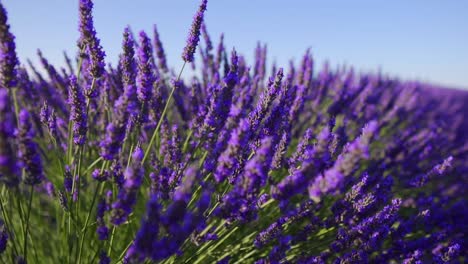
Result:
[78, 0, 105, 78]
[68, 75, 88, 145]
[136, 31, 155, 103]
[18, 109, 45, 185]
[0, 88, 19, 186]
[121, 27, 137, 87]
[136, 31, 155, 123]
[308, 121, 379, 201]
[111, 147, 144, 225]
[0, 3, 19, 88]
[181, 0, 208, 62]
[153, 25, 168, 73]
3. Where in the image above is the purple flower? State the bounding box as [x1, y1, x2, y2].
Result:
[410, 156, 453, 187]
[78, 0, 105, 78]
[254, 219, 284, 248]
[68, 75, 88, 145]
[238, 137, 273, 195]
[96, 224, 109, 241]
[248, 68, 284, 132]
[111, 147, 144, 225]
[0, 88, 19, 186]
[308, 121, 379, 201]
[136, 31, 155, 123]
[214, 118, 251, 183]
[18, 109, 45, 185]
[201, 49, 238, 141]
[63, 165, 73, 192]
[98, 251, 110, 264]
[271, 126, 333, 201]
[0, 3, 19, 88]
[100, 120, 127, 160]
[120, 27, 137, 87]
[128, 194, 161, 261]
[289, 128, 313, 166]
[153, 25, 168, 73]
[181, 0, 208, 62]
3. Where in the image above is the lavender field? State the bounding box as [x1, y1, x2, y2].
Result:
[0, 0, 467, 263]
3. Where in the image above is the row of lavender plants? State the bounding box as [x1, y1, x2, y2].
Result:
[0, 0, 466, 263]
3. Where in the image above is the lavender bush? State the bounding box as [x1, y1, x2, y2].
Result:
[0, 0, 466, 263]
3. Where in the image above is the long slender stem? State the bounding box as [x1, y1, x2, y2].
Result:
[77, 160, 106, 264]
[76, 182, 101, 264]
[23, 186, 34, 262]
[11, 88, 19, 125]
[14, 189, 26, 245]
[0, 191, 19, 256]
[107, 226, 116, 256]
[142, 62, 186, 164]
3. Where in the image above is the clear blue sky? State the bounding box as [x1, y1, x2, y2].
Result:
[3, 0, 468, 89]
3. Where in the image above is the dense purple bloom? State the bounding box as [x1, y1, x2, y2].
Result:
[78, 0, 105, 78]
[271, 126, 333, 201]
[111, 147, 144, 225]
[238, 137, 273, 195]
[136, 31, 155, 123]
[181, 0, 208, 62]
[105, 30, 139, 154]
[0, 88, 19, 186]
[68, 75, 88, 145]
[136, 31, 155, 102]
[17, 109, 45, 185]
[216, 137, 274, 222]
[248, 68, 284, 132]
[289, 128, 313, 166]
[254, 219, 284, 248]
[96, 224, 109, 241]
[100, 119, 127, 160]
[308, 121, 379, 201]
[201, 49, 238, 141]
[0, 3, 19, 88]
[127, 194, 161, 261]
[63, 165, 73, 192]
[0, 2, 466, 263]
[410, 156, 453, 187]
[120, 27, 137, 87]
[214, 118, 251, 183]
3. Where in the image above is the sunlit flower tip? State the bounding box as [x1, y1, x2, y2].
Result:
[181, 0, 208, 62]
[0, 3, 19, 88]
[78, 0, 105, 78]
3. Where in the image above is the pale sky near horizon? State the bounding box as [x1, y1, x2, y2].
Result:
[3, 0, 468, 89]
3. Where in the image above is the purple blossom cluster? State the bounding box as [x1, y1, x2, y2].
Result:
[0, 0, 466, 263]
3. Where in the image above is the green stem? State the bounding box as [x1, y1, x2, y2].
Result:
[11, 88, 19, 125]
[77, 181, 102, 264]
[13, 189, 26, 244]
[67, 120, 73, 163]
[76, 49, 85, 81]
[107, 226, 116, 256]
[0, 191, 19, 256]
[23, 186, 34, 262]
[142, 62, 186, 164]
[182, 130, 193, 153]
[116, 239, 134, 263]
